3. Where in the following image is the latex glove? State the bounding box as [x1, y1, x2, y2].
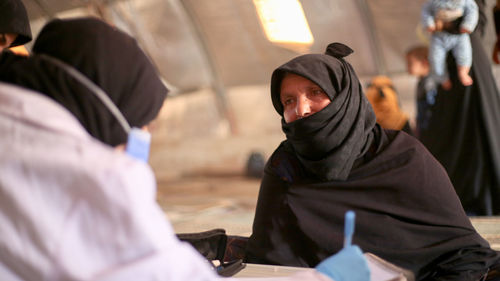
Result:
[315, 245, 370, 281]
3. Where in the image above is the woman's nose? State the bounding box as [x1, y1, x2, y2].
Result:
[295, 97, 311, 119]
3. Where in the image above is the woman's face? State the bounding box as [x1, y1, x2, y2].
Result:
[280, 73, 331, 123]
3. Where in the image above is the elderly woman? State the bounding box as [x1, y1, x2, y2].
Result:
[245, 43, 500, 280]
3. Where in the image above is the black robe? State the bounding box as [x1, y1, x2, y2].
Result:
[246, 42, 499, 280]
[419, 0, 500, 216]
[246, 129, 499, 280]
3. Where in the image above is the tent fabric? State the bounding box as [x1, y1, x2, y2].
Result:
[20, 0, 499, 92]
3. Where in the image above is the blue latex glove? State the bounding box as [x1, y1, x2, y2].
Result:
[125, 127, 151, 162]
[315, 245, 370, 281]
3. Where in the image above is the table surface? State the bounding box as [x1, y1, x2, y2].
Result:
[233, 263, 313, 278]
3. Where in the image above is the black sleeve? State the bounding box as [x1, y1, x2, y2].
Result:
[425, 245, 499, 280]
[244, 169, 290, 264]
[475, 0, 487, 36]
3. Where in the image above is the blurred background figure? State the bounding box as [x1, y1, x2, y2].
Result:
[245, 151, 266, 178]
[418, 0, 500, 216]
[364, 75, 413, 135]
[405, 45, 434, 138]
[493, 0, 500, 63]
[0, 0, 32, 54]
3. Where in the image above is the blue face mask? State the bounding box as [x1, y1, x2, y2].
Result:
[125, 128, 151, 162]
[39, 54, 151, 162]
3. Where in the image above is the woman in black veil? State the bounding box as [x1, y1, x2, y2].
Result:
[245, 42, 500, 280]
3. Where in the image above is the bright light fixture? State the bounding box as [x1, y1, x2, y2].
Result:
[253, 0, 314, 52]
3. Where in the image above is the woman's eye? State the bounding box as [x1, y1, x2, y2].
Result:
[283, 99, 293, 105]
[312, 89, 325, 96]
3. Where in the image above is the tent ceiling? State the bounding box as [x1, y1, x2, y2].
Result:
[21, 0, 126, 19]
[22, 0, 89, 18]
[19, 0, 499, 92]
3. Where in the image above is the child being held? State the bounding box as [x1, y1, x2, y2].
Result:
[421, 0, 478, 89]
[405, 45, 435, 137]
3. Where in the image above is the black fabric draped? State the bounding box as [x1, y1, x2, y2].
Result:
[419, 0, 500, 216]
[246, 130, 499, 280]
[0, 18, 167, 146]
[271, 43, 376, 181]
[246, 42, 500, 280]
[0, 0, 32, 47]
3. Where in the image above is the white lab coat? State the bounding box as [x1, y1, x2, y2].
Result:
[0, 83, 332, 281]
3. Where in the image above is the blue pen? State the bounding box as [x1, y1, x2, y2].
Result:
[343, 210, 355, 248]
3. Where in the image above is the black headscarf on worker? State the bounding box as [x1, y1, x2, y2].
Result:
[0, 0, 32, 47]
[0, 17, 168, 146]
[270, 43, 376, 181]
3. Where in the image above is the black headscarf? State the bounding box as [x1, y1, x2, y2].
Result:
[0, 0, 32, 47]
[270, 43, 376, 181]
[0, 17, 168, 146]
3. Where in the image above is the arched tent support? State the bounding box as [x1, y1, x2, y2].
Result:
[176, 0, 239, 135]
[355, 0, 387, 75]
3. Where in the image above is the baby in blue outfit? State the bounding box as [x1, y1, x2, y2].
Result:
[421, 0, 478, 89]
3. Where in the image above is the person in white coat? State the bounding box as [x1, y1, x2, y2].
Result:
[0, 17, 369, 281]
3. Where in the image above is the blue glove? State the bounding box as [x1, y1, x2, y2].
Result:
[125, 127, 151, 162]
[315, 245, 370, 281]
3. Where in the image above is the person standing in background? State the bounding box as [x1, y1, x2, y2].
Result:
[405, 45, 434, 138]
[419, 0, 500, 216]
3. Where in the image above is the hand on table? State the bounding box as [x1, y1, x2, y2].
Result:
[315, 245, 370, 281]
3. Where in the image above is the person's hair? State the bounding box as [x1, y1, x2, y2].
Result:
[406, 45, 428, 62]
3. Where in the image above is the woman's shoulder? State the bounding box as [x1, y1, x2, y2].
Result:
[352, 129, 444, 178]
[387, 130, 449, 176]
[379, 129, 430, 157]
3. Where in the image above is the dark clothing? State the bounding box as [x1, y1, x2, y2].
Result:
[419, 1, 500, 216]
[0, 18, 168, 146]
[0, 49, 27, 69]
[401, 120, 413, 136]
[246, 42, 500, 280]
[495, 8, 500, 40]
[246, 129, 499, 280]
[415, 75, 436, 137]
[0, 0, 32, 47]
